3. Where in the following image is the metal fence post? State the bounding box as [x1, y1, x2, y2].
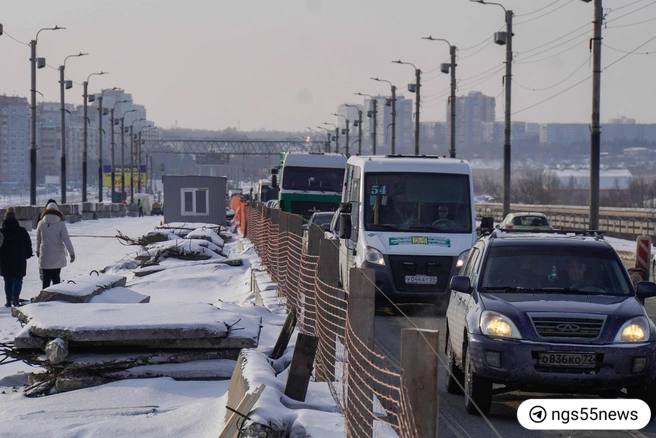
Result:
[346, 267, 376, 437]
[401, 328, 439, 438]
[315, 237, 340, 382]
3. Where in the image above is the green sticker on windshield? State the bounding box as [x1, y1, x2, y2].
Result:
[389, 236, 451, 247]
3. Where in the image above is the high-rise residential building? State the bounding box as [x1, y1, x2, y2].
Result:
[0, 96, 29, 187]
[448, 91, 495, 147]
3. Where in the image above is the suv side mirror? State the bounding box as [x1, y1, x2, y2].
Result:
[636, 281, 656, 300]
[339, 211, 352, 240]
[449, 275, 471, 293]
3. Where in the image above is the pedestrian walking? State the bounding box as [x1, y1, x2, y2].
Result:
[36, 202, 75, 289]
[137, 199, 144, 217]
[0, 208, 33, 307]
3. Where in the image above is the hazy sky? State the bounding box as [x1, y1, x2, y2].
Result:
[1, 0, 655, 131]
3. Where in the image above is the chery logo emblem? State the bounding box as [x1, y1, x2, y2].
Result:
[556, 323, 581, 333]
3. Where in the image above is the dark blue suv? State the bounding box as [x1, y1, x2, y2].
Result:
[445, 230, 656, 415]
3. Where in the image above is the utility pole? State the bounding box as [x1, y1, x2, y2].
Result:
[29, 26, 64, 205]
[414, 68, 421, 156]
[334, 127, 339, 153]
[345, 120, 351, 155]
[356, 110, 363, 155]
[371, 78, 397, 154]
[137, 131, 142, 193]
[472, 1, 513, 214]
[110, 109, 116, 202]
[29, 40, 37, 206]
[449, 45, 457, 158]
[503, 9, 514, 216]
[371, 99, 378, 155]
[130, 125, 134, 203]
[422, 37, 458, 158]
[59, 65, 67, 204]
[98, 95, 104, 203]
[82, 81, 89, 203]
[58, 52, 86, 205]
[390, 85, 396, 154]
[121, 117, 126, 199]
[589, 0, 603, 230]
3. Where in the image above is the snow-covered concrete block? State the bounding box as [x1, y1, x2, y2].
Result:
[186, 228, 225, 248]
[14, 302, 262, 348]
[32, 274, 127, 303]
[89, 287, 150, 304]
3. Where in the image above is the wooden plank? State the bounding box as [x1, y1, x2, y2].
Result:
[219, 384, 265, 438]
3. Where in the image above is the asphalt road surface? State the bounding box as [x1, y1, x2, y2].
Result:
[374, 304, 656, 438]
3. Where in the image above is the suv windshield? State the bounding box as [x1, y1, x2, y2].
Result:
[281, 166, 344, 192]
[364, 172, 472, 233]
[480, 245, 633, 296]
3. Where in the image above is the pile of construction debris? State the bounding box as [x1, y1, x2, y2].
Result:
[114, 223, 233, 272]
[12, 300, 261, 396]
[3, 223, 259, 398]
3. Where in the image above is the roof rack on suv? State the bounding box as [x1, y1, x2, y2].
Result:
[490, 229, 605, 239]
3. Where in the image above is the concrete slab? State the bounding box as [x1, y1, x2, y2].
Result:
[32, 274, 127, 303]
[14, 302, 262, 347]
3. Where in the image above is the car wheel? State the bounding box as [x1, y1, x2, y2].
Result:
[463, 343, 492, 415]
[446, 338, 464, 395]
[627, 383, 656, 416]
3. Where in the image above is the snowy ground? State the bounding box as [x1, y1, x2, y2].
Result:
[0, 216, 287, 437]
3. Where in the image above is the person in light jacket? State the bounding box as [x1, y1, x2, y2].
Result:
[0, 208, 33, 307]
[36, 202, 75, 289]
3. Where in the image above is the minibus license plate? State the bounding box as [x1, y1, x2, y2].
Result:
[405, 275, 438, 285]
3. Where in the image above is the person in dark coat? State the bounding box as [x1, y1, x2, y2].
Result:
[0, 208, 33, 307]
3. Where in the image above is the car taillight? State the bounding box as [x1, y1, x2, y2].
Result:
[505, 224, 513, 230]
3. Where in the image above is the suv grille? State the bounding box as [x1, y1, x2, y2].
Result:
[530, 315, 605, 339]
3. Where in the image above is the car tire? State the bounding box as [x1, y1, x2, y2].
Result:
[627, 383, 656, 416]
[464, 343, 492, 415]
[446, 338, 464, 395]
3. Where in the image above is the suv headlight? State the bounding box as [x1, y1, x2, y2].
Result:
[614, 316, 650, 343]
[456, 249, 469, 269]
[480, 311, 522, 339]
[365, 247, 385, 266]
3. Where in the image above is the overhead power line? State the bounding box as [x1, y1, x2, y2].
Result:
[515, 0, 575, 26]
[516, 0, 568, 17]
[515, 55, 591, 92]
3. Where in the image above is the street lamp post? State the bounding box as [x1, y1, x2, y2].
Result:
[82, 71, 106, 203]
[136, 124, 154, 194]
[129, 118, 147, 203]
[332, 113, 350, 155]
[110, 99, 129, 202]
[59, 52, 87, 204]
[355, 93, 378, 155]
[422, 36, 458, 158]
[371, 77, 397, 154]
[120, 109, 137, 200]
[473, 0, 513, 215]
[323, 122, 338, 153]
[316, 126, 331, 152]
[393, 60, 422, 156]
[30, 25, 65, 205]
[345, 104, 363, 155]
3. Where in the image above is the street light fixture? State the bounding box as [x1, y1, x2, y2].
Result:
[59, 52, 88, 204]
[355, 92, 378, 155]
[119, 109, 137, 199]
[422, 35, 458, 158]
[370, 77, 397, 154]
[29, 25, 65, 205]
[345, 104, 363, 155]
[471, 0, 514, 216]
[94, 87, 119, 202]
[392, 60, 422, 155]
[81, 71, 106, 202]
[332, 113, 350, 155]
[110, 99, 130, 202]
[316, 125, 332, 152]
[128, 118, 148, 203]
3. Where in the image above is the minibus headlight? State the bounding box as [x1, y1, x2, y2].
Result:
[365, 247, 385, 266]
[456, 249, 469, 269]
